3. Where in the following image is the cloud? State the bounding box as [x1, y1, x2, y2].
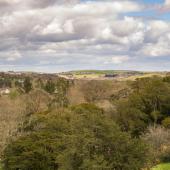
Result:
[0, 50, 22, 61]
[165, 0, 170, 6]
[0, 0, 169, 72]
[105, 55, 130, 64]
[145, 20, 169, 42]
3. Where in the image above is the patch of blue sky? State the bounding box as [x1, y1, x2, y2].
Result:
[123, 10, 170, 21]
[142, 0, 164, 4]
[124, 10, 156, 18]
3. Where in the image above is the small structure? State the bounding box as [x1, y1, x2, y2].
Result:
[105, 74, 117, 78]
[0, 88, 10, 95]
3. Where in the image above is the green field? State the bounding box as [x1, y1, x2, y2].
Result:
[152, 163, 170, 170]
[66, 70, 142, 75]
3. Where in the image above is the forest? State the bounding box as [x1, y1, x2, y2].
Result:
[0, 72, 170, 170]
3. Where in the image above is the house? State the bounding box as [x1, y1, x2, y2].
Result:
[0, 88, 10, 95]
[105, 74, 117, 78]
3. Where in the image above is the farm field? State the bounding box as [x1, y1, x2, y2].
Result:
[59, 70, 168, 80]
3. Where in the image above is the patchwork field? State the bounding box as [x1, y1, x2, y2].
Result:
[59, 70, 168, 80]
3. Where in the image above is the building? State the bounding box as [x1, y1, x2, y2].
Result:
[0, 88, 10, 95]
[105, 74, 117, 78]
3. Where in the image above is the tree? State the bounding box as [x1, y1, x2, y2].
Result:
[81, 80, 112, 102]
[23, 77, 32, 93]
[24, 89, 51, 115]
[162, 117, 170, 129]
[115, 99, 148, 137]
[3, 104, 149, 170]
[142, 126, 170, 163]
[44, 79, 55, 94]
[131, 77, 170, 115]
[115, 77, 170, 135]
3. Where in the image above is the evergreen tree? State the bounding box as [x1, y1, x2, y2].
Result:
[3, 104, 149, 170]
[44, 79, 55, 94]
[23, 77, 32, 93]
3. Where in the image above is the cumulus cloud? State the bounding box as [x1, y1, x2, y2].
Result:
[105, 55, 130, 64]
[0, 0, 169, 72]
[0, 50, 22, 61]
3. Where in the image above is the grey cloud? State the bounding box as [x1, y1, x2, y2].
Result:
[26, 0, 79, 8]
[0, 0, 169, 72]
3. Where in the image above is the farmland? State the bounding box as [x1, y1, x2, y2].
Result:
[58, 70, 167, 80]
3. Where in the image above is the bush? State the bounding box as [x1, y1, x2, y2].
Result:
[162, 117, 170, 129]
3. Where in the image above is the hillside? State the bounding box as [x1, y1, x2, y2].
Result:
[0, 72, 170, 170]
[58, 70, 167, 80]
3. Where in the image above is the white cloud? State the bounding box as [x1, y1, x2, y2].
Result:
[165, 0, 170, 6]
[0, 0, 169, 71]
[0, 50, 22, 61]
[104, 55, 130, 64]
[146, 20, 170, 42]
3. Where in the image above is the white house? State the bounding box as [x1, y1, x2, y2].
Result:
[0, 88, 10, 95]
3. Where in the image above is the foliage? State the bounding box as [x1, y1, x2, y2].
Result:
[0, 78, 12, 88]
[116, 100, 148, 137]
[142, 126, 170, 164]
[52, 78, 70, 107]
[162, 117, 170, 129]
[152, 163, 170, 170]
[81, 80, 113, 102]
[3, 104, 148, 170]
[23, 77, 32, 93]
[131, 77, 170, 115]
[44, 79, 56, 94]
[24, 89, 51, 115]
[115, 77, 170, 136]
[14, 80, 22, 88]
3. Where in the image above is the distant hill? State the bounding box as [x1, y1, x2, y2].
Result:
[60, 70, 142, 75]
[58, 70, 168, 80]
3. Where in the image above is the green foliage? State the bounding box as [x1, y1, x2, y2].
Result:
[81, 80, 113, 102]
[131, 77, 170, 115]
[52, 78, 70, 107]
[23, 77, 32, 93]
[162, 117, 170, 129]
[163, 76, 170, 83]
[151, 111, 162, 125]
[71, 103, 103, 115]
[3, 104, 148, 170]
[116, 99, 148, 137]
[0, 163, 2, 170]
[9, 90, 20, 99]
[0, 78, 12, 88]
[152, 163, 170, 170]
[44, 79, 56, 94]
[115, 77, 170, 136]
[14, 80, 22, 88]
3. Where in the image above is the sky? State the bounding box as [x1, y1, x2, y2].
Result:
[0, 0, 170, 72]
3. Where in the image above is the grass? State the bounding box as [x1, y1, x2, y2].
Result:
[125, 73, 166, 81]
[152, 163, 170, 170]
